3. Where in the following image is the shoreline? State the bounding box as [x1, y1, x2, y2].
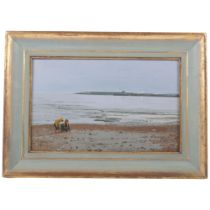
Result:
[31, 123, 180, 152]
[32, 123, 179, 132]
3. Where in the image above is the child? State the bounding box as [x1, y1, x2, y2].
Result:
[63, 119, 70, 132]
[53, 117, 64, 132]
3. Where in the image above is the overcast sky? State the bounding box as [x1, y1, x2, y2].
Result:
[32, 59, 179, 94]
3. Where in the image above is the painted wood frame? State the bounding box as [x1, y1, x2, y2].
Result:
[3, 32, 207, 178]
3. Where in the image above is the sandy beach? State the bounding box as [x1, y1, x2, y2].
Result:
[31, 124, 180, 152]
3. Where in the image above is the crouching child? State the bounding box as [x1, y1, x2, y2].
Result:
[61, 119, 71, 132]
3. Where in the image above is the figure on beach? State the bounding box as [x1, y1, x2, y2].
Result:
[54, 117, 64, 132]
[61, 119, 71, 132]
[53, 117, 70, 132]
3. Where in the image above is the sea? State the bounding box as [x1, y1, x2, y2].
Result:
[32, 92, 180, 125]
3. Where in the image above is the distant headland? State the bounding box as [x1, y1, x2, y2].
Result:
[76, 91, 179, 97]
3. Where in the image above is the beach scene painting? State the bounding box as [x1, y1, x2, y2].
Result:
[31, 58, 180, 152]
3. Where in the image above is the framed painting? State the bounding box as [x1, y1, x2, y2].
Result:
[3, 32, 207, 178]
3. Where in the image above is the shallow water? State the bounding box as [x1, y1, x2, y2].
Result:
[32, 92, 180, 125]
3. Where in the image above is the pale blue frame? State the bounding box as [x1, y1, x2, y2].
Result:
[3, 32, 207, 178]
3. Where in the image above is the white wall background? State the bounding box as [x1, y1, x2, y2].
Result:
[0, 0, 209, 210]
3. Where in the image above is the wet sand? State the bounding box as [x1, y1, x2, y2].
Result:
[31, 124, 180, 152]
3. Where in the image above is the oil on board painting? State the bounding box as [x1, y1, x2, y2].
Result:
[31, 58, 180, 152]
